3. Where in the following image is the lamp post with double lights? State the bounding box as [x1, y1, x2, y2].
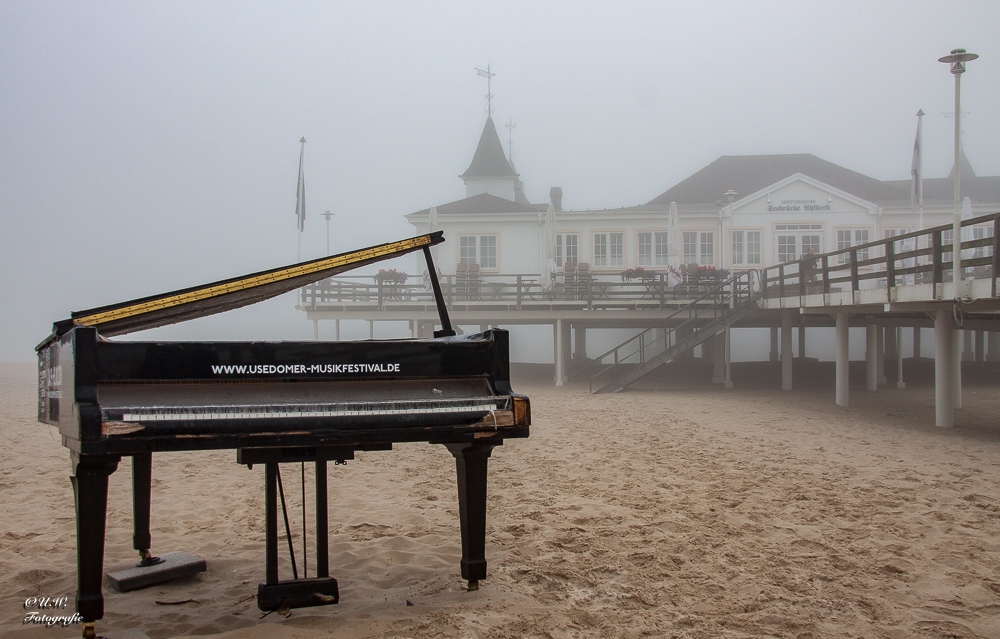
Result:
[935, 48, 977, 426]
[938, 48, 977, 291]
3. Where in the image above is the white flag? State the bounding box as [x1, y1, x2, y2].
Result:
[910, 113, 922, 210]
[294, 137, 306, 232]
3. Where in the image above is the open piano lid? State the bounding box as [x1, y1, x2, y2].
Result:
[40, 231, 444, 346]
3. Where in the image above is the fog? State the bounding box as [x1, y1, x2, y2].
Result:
[2, 1, 998, 361]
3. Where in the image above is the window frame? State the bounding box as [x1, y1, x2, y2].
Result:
[730, 229, 762, 266]
[556, 233, 579, 268]
[593, 231, 625, 268]
[457, 233, 499, 270]
[835, 227, 871, 264]
[682, 230, 714, 266]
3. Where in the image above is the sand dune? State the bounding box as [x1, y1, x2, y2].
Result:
[2, 360, 1000, 638]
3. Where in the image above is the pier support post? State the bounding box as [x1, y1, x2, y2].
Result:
[975, 330, 985, 364]
[798, 326, 806, 359]
[781, 310, 793, 391]
[712, 334, 725, 383]
[574, 325, 587, 361]
[335, 319, 341, 341]
[836, 313, 850, 407]
[936, 309, 956, 427]
[877, 326, 886, 385]
[913, 327, 921, 359]
[770, 326, 779, 362]
[313, 320, 319, 341]
[724, 327, 733, 389]
[953, 328, 962, 409]
[895, 327, 906, 389]
[562, 321, 572, 382]
[989, 332, 1000, 362]
[553, 320, 565, 386]
[963, 330, 974, 361]
[866, 324, 878, 391]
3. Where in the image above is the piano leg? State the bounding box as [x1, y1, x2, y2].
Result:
[264, 462, 279, 586]
[131, 453, 163, 567]
[70, 453, 120, 638]
[315, 460, 329, 579]
[445, 442, 496, 591]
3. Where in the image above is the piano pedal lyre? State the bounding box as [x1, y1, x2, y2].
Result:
[82, 621, 100, 639]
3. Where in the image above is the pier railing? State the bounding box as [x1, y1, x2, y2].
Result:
[300, 271, 728, 311]
[761, 212, 1000, 301]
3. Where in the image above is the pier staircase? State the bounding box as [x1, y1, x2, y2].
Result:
[580, 270, 761, 394]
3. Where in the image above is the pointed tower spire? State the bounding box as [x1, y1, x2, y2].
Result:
[461, 116, 518, 201]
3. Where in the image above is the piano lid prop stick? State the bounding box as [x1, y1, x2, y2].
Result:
[301, 462, 307, 580]
[275, 466, 299, 581]
[423, 246, 455, 338]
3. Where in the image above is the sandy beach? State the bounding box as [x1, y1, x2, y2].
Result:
[2, 359, 1000, 639]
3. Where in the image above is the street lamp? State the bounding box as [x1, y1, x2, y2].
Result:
[938, 48, 977, 289]
[323, 210, 334, 255]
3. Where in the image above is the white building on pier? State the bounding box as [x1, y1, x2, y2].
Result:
[407, 116, 1000, 279]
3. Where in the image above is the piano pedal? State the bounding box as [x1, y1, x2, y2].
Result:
[137, 549, 165, 567]
[466, 580, 479, 592]
[334, 460, 347, 466]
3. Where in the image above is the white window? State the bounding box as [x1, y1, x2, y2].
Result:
[637, 231, 670, 267]
[638, 232, 652, 266]
[594, 232, 623, 267]
[837, 229, 869, 264]
[654, 232, 669, 266]
[884, 228, 903, 246]
[778, 235, 797, 263]
[973, 226, 992, 259]
[883, 228, 912, 258]
[459, 235, 498, 269]
[460, 236, 477, 265]
[731, 230, 761, 266]
[683, 231, 713, 265]
[775, 224, 823, 264]
[942, 229, 953, 263]
[556, 234, 578, 267]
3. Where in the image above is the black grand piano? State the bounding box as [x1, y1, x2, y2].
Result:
[36, 232, 530, 639]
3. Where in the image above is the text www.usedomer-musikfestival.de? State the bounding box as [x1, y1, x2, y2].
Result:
[210, 363, 401, 375]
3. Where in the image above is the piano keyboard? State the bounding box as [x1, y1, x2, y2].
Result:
[109, 400, 502, 423]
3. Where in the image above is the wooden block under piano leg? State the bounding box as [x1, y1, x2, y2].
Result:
[106, 551, 206, 592]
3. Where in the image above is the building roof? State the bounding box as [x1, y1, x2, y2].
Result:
[648, 154, 910, 208]
[884, 151, 1000, 207]
[410, 193, 541, 217]
[461, 116, 518, 180]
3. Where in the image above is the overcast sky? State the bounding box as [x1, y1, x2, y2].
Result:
[1, 1, 998, 361]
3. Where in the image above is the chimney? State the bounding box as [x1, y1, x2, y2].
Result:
[549, 187, 563, 212]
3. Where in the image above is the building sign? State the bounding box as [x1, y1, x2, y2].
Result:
[768, 199, 831, 212]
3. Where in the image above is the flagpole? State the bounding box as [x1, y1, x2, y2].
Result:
[915, 109, 924, 234]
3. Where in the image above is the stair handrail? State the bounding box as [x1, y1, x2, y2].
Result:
[580, 269, 761, 386]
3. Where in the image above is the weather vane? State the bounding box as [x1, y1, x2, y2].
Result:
[476, 64, 495, 115]
[505, 118, 516, 161]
